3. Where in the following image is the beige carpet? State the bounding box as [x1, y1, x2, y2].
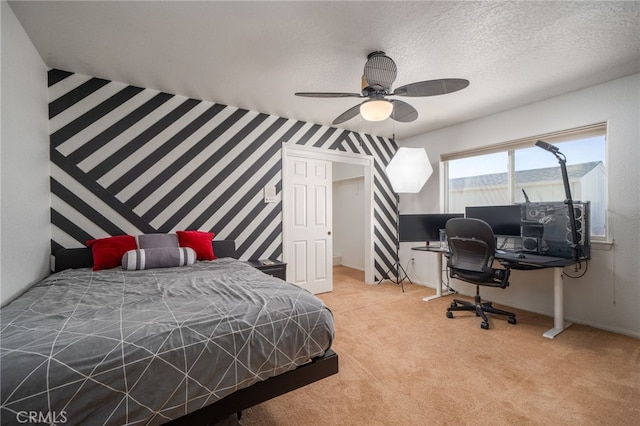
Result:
[239, 266, 640, 425]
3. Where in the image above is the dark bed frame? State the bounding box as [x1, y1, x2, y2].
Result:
[54, 240, 339, 425]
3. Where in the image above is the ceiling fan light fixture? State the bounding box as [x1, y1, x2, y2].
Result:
[295, 52, 469, 125]
[360, 99, 393, 122]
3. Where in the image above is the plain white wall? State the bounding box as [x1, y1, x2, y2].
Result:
[332, 162, 365, 270]
[333, 177, 365, 270]
[400, 73, 640, 337]
[1, 2, 50, 305]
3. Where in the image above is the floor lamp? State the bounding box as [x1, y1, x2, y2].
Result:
[379, 147, 433, 291]
[535, 140, 582, 262]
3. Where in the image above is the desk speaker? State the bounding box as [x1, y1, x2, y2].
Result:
[522, 236, 540, 253]
[521, 222, 543, 253]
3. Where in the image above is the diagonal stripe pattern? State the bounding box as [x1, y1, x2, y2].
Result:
[48, 69, 401, 279]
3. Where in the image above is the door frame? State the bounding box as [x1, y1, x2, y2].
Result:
[282, 143, 375, 284]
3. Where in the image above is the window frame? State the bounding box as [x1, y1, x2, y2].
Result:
[440, 123, 609, 243]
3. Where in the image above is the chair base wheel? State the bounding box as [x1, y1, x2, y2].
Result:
[446, 296, 516, 329]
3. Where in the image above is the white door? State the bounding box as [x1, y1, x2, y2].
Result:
[288, 157, 333, 294]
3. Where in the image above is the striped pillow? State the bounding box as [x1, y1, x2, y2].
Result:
[122, 247, 197, 271]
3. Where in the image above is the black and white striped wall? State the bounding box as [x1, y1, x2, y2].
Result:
[49, 69, 400, 280]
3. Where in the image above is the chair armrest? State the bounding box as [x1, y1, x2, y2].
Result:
[494, 264, 511, 288]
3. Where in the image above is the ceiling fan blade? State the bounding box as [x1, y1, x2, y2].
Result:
[392, 78, 470, 97]
[390, 100, 418, 123]
[295, 92, 363, 98]
[363, 52, 397, 91]
[332, 104, 362, 125]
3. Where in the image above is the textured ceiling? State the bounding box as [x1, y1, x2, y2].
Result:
[9, 1, 640, 139]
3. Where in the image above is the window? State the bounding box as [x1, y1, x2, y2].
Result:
[443, 123, 607, 240]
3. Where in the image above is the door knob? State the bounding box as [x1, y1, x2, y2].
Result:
[328, 231, 331, 235]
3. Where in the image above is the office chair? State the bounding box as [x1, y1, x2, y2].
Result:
[445, 218, 517, 330]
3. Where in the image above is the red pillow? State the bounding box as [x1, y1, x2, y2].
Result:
[176, 230, 216, 261]
[86, 235, 137, 271]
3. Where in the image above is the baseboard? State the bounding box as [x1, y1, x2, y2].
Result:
[337, 262, 364, 272]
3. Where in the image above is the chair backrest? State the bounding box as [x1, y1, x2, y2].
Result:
[445, 217, 509, 288]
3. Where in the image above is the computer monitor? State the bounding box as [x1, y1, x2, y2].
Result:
[465, 205, 522, 237]
[399, 213, 464, 243]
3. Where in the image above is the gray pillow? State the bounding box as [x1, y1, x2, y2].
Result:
[122, 247, 196, 270]
[137, 233, 179, 249]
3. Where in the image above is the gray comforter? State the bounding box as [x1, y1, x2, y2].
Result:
[0, 259, 334, 425]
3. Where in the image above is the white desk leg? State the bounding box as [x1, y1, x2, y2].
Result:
[543, 267, 573, 339]
[423, 252, 456, 302]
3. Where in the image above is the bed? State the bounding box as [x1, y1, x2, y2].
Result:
[0, 240, 337, 425]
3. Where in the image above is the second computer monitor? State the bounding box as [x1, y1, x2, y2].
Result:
[399, 213, 464, 243]
[465, 205, 522, 237]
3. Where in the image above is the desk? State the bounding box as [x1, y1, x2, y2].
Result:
[411, 245, 455, 301]
[412, 246, 578, 339]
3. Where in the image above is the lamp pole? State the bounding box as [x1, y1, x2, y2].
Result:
[381, 145, 432, 291]
[535, 140, 581, 261]
[377, 193, 412, 292]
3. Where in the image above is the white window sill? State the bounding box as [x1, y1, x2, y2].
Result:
[591, 239, 614, 251]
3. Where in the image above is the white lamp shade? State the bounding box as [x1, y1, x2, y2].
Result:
[385, 147, 433, 193]
[360, 100, 393, 121]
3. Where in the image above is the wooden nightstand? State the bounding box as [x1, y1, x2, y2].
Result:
[245, 259, 287, 280]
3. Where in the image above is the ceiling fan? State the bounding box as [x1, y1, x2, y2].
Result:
[295, 51, 469, 125]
